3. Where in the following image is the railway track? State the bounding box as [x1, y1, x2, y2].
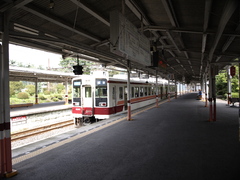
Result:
[11, 120, 73, 142]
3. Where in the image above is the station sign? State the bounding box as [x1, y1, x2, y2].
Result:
[11, 116, 27, 125]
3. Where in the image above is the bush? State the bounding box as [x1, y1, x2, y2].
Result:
[231, 93, 239, 98]
[57, 94, 63, 100]
[39, 94, 47, 100]
[50, 94, 63, 100]
[43, 90, 51, 95]
[52, 98, 59, 102]
[17, 92, 29, 99]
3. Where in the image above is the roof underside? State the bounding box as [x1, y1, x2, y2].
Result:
[1, 0, 240, 82]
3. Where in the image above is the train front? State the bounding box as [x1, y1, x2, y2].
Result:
[72, 73, 108, 126]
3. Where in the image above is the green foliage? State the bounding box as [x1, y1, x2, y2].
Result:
[39, 94, 47, 100]
[10, 81, 24, 96]
[216, 70, 227, 95]
[10, 97, 34, 104]
[231, 93, 239, 98]
[57, 94, 63, 100]
[17, 92, 29, 99]
[216, 65, 239, 96]
[43, 90, 51, 95]
[109, 70, 119, 77]
[52, 98, 59, 102]
[25, 84, 35, 96]
[56, 83, 64, 93]
[59, 57, 100, 74]
[50, 94, 63, 100]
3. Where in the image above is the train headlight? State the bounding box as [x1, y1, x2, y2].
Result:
[73, 102, 79, 106]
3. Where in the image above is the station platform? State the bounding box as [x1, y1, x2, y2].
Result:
[7, 93, 240, 180]
[10, 101, 71, 117]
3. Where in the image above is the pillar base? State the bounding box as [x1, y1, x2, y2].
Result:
[4, 169, 18, 178]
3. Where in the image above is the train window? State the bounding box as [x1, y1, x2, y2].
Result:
[73, 80, 81, 98]
[151, 86, 154, 95]
[144, 87, 148, 96]
[140, 87, 144, 97]
[148, 87, 151, 95]
[112, 87, 115, 99]
[85, 87, 91, 98]
[95, 86, 107, 98]
[131, 87, 134, 98]
[135, 87, 139, 97]
[119, 87, 123, 99]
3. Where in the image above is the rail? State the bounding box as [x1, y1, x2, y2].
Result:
[11, 120, 73, 141]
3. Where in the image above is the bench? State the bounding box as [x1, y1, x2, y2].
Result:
[10, 103, 34, 108]
[229, 98, 239, 106]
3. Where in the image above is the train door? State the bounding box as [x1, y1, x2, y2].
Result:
[160, 86, 163, 99]
[72, 79, 82, 106]
[82, 85, 93, 116]
[112, 85, 117, 113]
[124, 86, 127, 110]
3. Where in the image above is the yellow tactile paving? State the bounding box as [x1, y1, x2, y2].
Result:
[12, 99, 171, 165]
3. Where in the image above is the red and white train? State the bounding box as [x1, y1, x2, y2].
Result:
[72, 71, 176, 126]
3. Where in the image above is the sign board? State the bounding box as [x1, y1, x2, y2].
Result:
[11, 116, 27, 125]
[110, 10, 151, 66]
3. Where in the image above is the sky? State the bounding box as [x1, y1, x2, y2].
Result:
[9, 44, 62, 68]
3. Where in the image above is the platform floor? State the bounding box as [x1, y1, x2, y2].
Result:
[10, 101, 71, 117]
[7, 93, 240, 180]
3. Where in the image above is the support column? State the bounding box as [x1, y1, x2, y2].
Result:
[0, 43, 5, 178]
[35, 78, 38, 104]
[208, 65, 217, 122]
[204, 74, 208, 107]
[175, 81, 177, 99]
[227, 66, 232, 105]
[212, 66, 217, 121]
[167, 76, 170, 102]
[65, 79, 69, 105]
[155, 70, 159, 107]
[0, 11, 17, 178]
[127, 60, 131, 121]
[180, 83, 182, 96]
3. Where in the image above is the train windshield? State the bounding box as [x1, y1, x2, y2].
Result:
[95, 79, 107, 98]
[95, 86, 107, 98]
[73, 80, 81, 98]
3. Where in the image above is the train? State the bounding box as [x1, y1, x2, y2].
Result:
[72, 71, 176, 126]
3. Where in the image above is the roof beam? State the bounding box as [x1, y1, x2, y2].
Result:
[21, 4, 102, 42]
[0, 0, 32, 12]
[208, 0, 238, 62]
[125, 0, 165, 44]
[200, 0, 212, 77]
[161, 0, 179, 27]
[202, 0, 212, 53]
[69, 0, 110, 27]
[161, 0, 189, 62]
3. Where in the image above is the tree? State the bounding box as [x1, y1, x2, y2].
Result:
[56, 83, 65, 93]
[59, 57, 100, 74]
[215, 65, 239, 96]
[9, 81, 24, 96]
[25, 84, 35, 96]
[216, 70, 227, 95]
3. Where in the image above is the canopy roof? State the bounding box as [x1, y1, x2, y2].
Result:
[1, 0, 239, 82]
